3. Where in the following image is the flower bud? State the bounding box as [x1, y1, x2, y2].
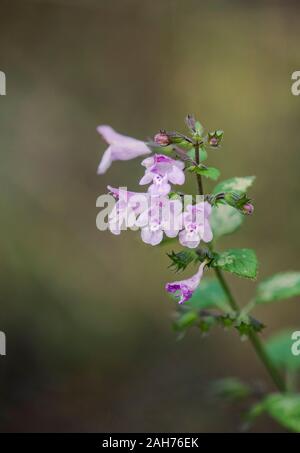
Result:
[241, 203, 254, 215]
[209, 137, 218, 146]
[154, 131, 170, 146]
[208, 130, 223, 147]
[185, 114, 196, 133]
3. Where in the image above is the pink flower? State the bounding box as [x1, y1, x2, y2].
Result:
[107, 186, 148, 235]
[166, 261, 206, 304]
[139, 154, 185, 196]
[179, 202, 213, 249]
[97, 125, 151, 174]
[136, 197, 183, 246]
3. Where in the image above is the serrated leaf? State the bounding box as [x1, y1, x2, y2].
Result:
[213, 176, 256, 195]
[265, 330, 300, 371]
[167, 249, 199, 272]
[255, 272, 300, 305]
[212, 248, 258, 279]
[195, 166, 220, 181]
[264, 394, 300, 433]
[211, 205, 244, 239]
[185, 278, 230, 311]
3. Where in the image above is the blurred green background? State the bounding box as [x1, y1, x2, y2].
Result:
[0, 0, 300, 433]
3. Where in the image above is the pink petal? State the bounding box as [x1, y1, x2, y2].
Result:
[148, 182, 171, 196]
[149, 229, 163, 246]
[97, 146, 113, 174]
[167, 166, 185, 185]
[202, 220, 213, 243]
[139, 172, 153, 185]
[136, 210, 149, 228]
[179, 230, 200, 249]
[97, 125, 123, 144]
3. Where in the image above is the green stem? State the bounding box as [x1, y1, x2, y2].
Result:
[194, 142, 204, 195]
[214, 267, 239, 312]
[213, 265, 286, 393]
[248, 329, 286, 392]
[193, 161, 286, 393]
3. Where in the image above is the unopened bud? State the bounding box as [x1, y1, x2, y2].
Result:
[185, 114, 196, 133]
[209, 137, 218, 146]
[154, 131, 170, 146]
[242, 203, 254, 215]
[208, 130, 223, 147]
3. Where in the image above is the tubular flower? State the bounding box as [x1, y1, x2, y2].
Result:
[136, 198, 183, 246]
[97, 125, 151, 174]
[139, 154, 185, 196]
[179, 202, 213, 249]
[165, 261, 207, 304]
[107, 186, 148, 235]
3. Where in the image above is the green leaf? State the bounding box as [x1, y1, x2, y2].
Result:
[173, 311, 198, 332]
[185, 277, 230, 311]
[235, 316, 265, 336]
[211, 205, 244, 239]
[265, 330, 300, 371]
[193, 166, 220, 181]
[213, 176, 256, 195]
[212, 248, 258, 279]
[263, 394, 300, 433]
[187, 146, 208, 162]
[200, 146, 208, 161]
[211, 378, 251, 401]
[195, 120, 204, 135]
[255, 272, 300, 305]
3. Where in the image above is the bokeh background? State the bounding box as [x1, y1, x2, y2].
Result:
[0, 0, 300, 433]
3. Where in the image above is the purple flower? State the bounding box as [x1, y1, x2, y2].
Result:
[136, 197, 183, 246]
[139, 154, 185, 196]
[97, 125, 151, 174]
[166, 261, 207, 304]
[179, 202, 213, 249]
[107, 186, 148, 235]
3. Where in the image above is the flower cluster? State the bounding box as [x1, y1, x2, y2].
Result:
[97, 125, 215, 303]
[95, 119, 300, 434]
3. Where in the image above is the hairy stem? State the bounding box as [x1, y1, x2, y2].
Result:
[194, 163, 286, 393]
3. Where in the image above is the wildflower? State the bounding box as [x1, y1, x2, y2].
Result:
[139, 154, 185, 196]
[97, 125, 151, 174]
[107, 186, 148, 235]
[136, 198, 182, 246]
[165, 261, 207, 304]
[179, 202, 213, 248]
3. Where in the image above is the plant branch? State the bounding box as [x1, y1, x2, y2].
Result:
[195, 167, 286, 393]
[214, 267, 286, 392]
